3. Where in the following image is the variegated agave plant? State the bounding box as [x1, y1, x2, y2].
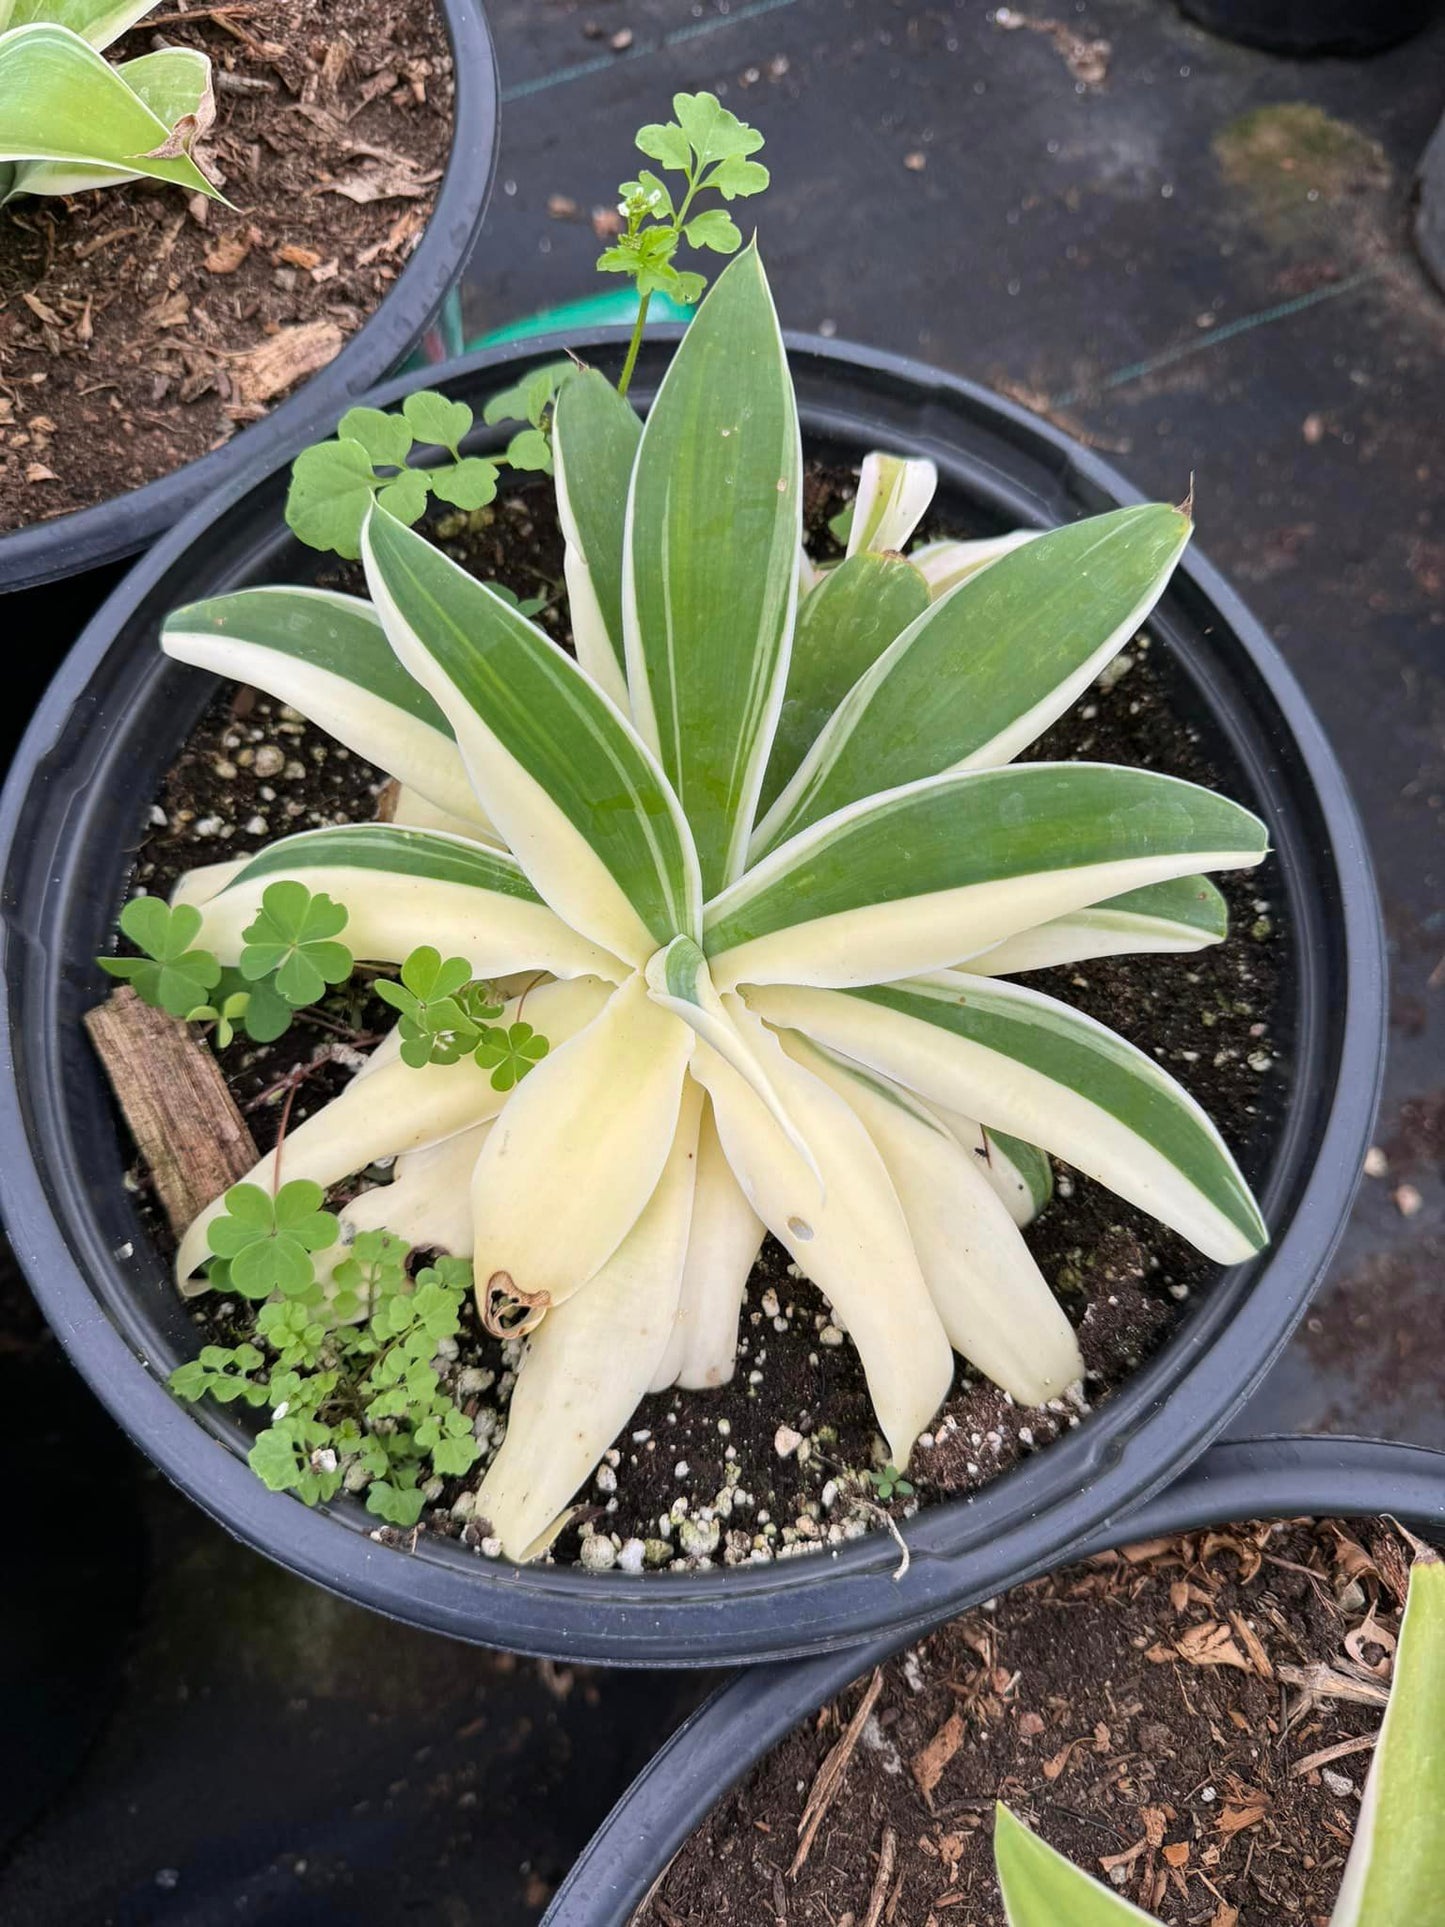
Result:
[159, 244, 1269, 1561]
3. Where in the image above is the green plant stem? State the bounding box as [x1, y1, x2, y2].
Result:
[617, 291, 652, 398]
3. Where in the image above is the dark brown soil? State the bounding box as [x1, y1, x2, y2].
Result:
[641, 1518, 1426, 1927]
[0, 0, 452, 533]
[114, 459, 1288, 1571]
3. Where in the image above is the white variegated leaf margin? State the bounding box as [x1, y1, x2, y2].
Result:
[964, 875, 1229, 976]
[709, 762, 1266, 992]
[161, 586, 490, 832]
[362, 505, 701, 967]
[745, 971, 1267, 1264]
[847, 451, 938, 558]
[190, 823, 627, 984]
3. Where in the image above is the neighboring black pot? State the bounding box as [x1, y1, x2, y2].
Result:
[0, 333, 1386, 1667]
[0, 0, 498, 620]
[543, 1433, 1445, 1927]
[1178, 0, 1445, 55]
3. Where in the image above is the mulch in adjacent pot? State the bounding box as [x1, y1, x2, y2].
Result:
[122, 456, 1288, 1576]
[640, 1514, 1422, 1927]
[0, 0, 452, 533]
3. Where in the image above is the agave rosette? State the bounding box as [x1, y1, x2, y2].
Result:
[160, 245, 1270, 1560]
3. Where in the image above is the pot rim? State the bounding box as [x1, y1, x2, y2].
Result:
[541, 1431, 1445, 1927]
[0, 0, 499, 595]
[0, 330, 1388, 1665]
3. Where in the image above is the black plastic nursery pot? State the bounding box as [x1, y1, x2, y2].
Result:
[543, 1432, 1445, 1927]
[1177, 0, 1445, 55]
[0, 332, 1386, 1668]
[0, 0, 498, 622]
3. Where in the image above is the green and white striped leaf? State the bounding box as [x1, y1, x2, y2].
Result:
[381, 783, 499, 845]
[745, 973, 1268, 1264]
[0, 24, 219, 205]
[644, 934, 820, 1184]
[995, 1804, 1157, 1925]
[0, 0, 157, 49]
[933, 1112, 1054, 1227]
[193, 824, 626, 983]
[623, 243, 801, 894]
[846, 451, 937, 558]
[758, 551, 930, 818]
[553, 366, 641, 710]
[363, 506, 700, 967]
[964, 875, 1229, 977]
[468, 972, 693, 1313]
[787, 1037, 1082, 1405]
[162, 586, 488, 831]
[754, 505, 1191, 852]
[653, 1096, 763, 1391]
[174, 976, 612, 1286]
[910, 529, 1037, 597]
[691, 1002, 954, 1467]
[1331, 1550, 1445, 1927]
[708, 763, 1266, 992]
[475, 1082, 704, 1562]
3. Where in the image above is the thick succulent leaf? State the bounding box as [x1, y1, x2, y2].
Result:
[1331, 1551, 1445, 1927]
[162, 587, 488, 831]
[709, 763, 1266, 992]
[758, 552, 930, 818]
[0, 0, 157, 47]
[691, 1002, 953, 1466]
[191, 824, 626, 983]
[552, 366, 641, 710]
[381, 782, 499, 845]
[363, 507, 700, 965]
[174, 977, 612, 1286]
[789, 1036, 1081, 1403]
[475, 1083, 704, 1562]
[623, 243, 801, 894]
[0, 25, 218, 204]
[745, 973, 1268, 1264]
[965, 875, 1229, 976]
[469, 973, 693, 1313]
[644, 934, 820, 1184]
[654, 1096, 763, 1391]
[995, 1804, 1157, 1925]
[934, 1110, 1054, 1227]
[325, 1123, 490, 1264]
[846, 451, 938, 557]
[754, 505, 1191, 851]
[910, 529, 1037, 597]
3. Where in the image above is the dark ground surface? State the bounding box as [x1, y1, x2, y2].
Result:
[1, 2, 1442, 1922]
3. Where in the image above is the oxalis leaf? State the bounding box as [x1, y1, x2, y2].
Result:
[205, 1179, 338, 1300]
[239, 879, 353, 1007]
[473, 1019, 549, 1091]
[99, 896, 220, 1018]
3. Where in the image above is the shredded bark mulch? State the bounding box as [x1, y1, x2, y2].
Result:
[0, 0, 452, 532]
[640, 1517, 1427, 1927]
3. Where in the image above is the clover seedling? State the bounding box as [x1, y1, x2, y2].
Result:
[99, 898, 221, 1018]
[869, 1464, 915, 1504]
[599, 90, 769, 394]
[206, 1179, 339, 1300]
[286, 392, 502, 558]
[239, 880, 353, 1008]
[473, 1019, 549, 1092]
